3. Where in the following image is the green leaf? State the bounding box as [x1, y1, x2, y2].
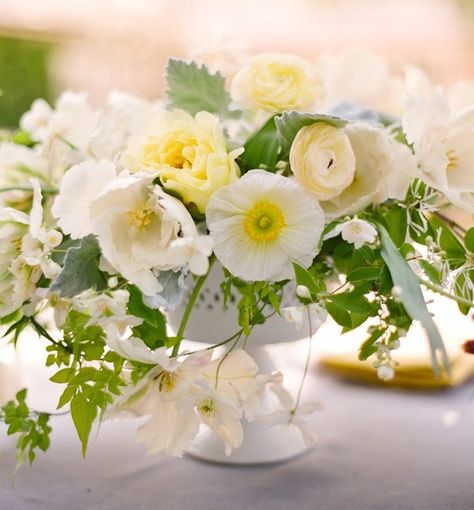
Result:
[430, 216, 466, 269]
[465, 227, 474, 254]
[378, 224, 449, 376]
[128, 285, 165, 329]
[384, 206, 407, 247]
[49, 368, 73, 384]
[418, 260, 441, 285]
[50, 235, 107, 298]
[70, 393, 97, 457]
[292, 262, 320, 296]
[347, 266, 381, 284]
[275, 111, 347, 157]
[241, 116, 280, 171]
[326, 301, 352, 329]
[165, 59, 239, 119]
[358, 327, 384, 360]
[328, 292, 376, 316]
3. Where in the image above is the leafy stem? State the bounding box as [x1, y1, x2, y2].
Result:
[418, 276, 474, 308]
[171, 254, 216, 356]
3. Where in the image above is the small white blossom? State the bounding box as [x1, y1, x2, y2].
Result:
[377, 364, 395, 381]
[325, 218, 378, 249]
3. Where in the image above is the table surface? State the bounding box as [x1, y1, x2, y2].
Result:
[1, 341, 474, 510]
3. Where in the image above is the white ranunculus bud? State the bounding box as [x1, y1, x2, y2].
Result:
[290, 123, 356, 201]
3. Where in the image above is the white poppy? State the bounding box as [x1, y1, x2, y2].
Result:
[206, 170, 325, 282]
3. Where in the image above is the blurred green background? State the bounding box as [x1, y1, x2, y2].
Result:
[0, 36, 52, 128]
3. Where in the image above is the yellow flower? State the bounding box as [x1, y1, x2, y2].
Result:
[289, 123, 356, 201]
[123, 110, 241, 213]
[231, 53, 324, 113]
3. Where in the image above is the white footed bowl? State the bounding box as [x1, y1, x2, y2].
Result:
[167, 264, 311, 464]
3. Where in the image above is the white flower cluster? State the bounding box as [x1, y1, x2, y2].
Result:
[0, 50, 472, 461]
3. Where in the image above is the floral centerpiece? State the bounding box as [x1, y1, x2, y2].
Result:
[0, 52, 473, 469]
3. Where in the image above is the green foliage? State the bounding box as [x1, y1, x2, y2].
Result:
[240, 116, 281, 172]
[275, 111, 347, 158]
[165, 59, 240, 119]
[0, 389, 52, 471]
[51, 235, 107, 298]
[42, 310, 126, 456]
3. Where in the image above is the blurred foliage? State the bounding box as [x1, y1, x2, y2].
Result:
[0, 36, 52, 128]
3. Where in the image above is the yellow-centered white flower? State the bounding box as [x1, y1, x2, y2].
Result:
[325, 218, 378, 249]
[90, 171, 212, 295]
[290, 123, 356, 201]
[206, 170, 325, 282]
[231, 53, 324, 113]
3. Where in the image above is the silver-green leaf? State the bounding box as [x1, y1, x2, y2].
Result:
[50, 235, 107, 298]
[166, 59, 240, 119]
[378, 224, 450, 376]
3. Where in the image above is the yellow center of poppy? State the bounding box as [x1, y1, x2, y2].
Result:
[244, 201, 286, 243]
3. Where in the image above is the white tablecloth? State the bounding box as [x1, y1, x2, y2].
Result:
[1, 341, 474, 510]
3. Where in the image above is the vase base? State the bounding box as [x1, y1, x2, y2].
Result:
[185, 422, 311, 465]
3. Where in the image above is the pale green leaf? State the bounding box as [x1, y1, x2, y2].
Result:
[378, 224, 449, 376]
[166, 59, 240, 119]
[50, 235, 107, 298]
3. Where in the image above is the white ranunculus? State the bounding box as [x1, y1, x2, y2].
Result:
[206, 170, 325, 282]
[402, 67, 474, 212]
[289, 123, 356, 201]
[325, 218, 378, 249]
[321, 123, 417, 218]
[90, 171, 212, 295]
[51, 159, 117, 239]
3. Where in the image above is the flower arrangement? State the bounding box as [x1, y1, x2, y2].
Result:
[0, 51, 473, 469]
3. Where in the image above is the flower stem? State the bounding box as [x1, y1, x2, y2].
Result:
[294, 306, 314, 411]
[418, 276, 474, 309]
[171, 254, 216, 356]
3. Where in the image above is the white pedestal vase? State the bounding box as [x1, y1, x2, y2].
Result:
[167, 264, 312, 464]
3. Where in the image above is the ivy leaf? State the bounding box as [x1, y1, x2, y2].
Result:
[275, 111, 348, 158]
[70, 393, 98, 457]
[50, 235, 107, 298]
[241, 116, 280, 171]
[166, 59, 240, 119]
[378, 224, 449, 376]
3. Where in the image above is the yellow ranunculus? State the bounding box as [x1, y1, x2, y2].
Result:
[123, 110, 241, 213]
[289, 123, 356, 201]
[231, 53, 324, 113]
